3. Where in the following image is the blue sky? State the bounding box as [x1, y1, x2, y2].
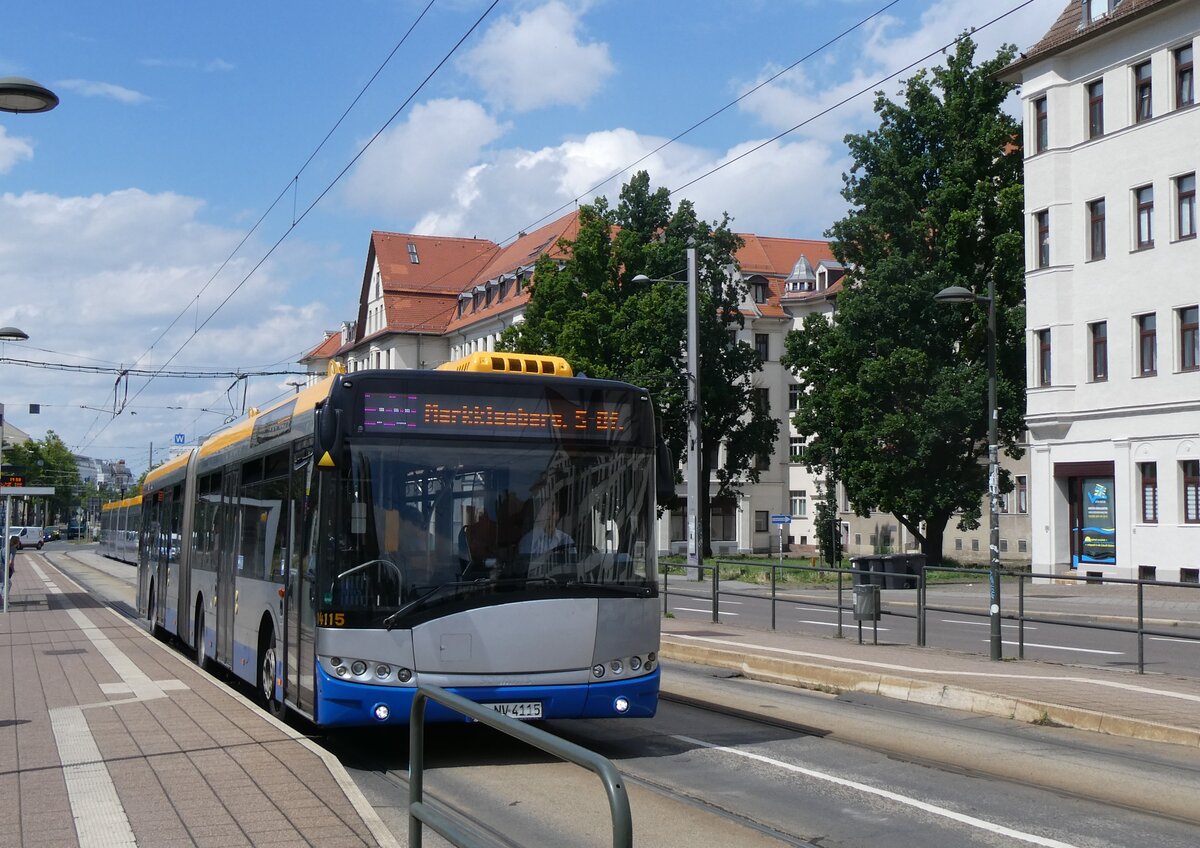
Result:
[0, 0, 1063, 477]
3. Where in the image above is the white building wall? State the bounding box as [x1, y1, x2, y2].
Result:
[1018, 9, 1200, 580]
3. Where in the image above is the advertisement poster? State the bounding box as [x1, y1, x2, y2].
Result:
[1075, 477, 1116, 566]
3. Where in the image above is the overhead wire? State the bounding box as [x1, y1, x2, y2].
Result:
[76, 0, 500, 454]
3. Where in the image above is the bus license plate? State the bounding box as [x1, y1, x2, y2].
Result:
[483, 701, 543, 720]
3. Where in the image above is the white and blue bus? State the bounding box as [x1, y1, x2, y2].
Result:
[138, 353, 668, 726]
[99, 495, 142, 564]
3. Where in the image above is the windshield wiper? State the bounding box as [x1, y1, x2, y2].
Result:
[565, 581, 652, 597]
[382, 580, 492, 630]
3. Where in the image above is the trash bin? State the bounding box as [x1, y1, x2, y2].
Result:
[881, 554, 920, 590]
[853, 583, 880, 620]
[850, 556, 885, 587]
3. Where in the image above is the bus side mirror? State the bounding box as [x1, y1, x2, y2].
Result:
[314, 403, 343, 467]
[655, 441, 675, 503]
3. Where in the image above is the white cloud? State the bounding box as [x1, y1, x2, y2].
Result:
[342, 98, 507, 220]
[0, 127, 34, 173]
[0, 189, 333, 457]
[460, 0, 614, 113]
[56, 79, 149, 104]
[735, 0, 1064, 139]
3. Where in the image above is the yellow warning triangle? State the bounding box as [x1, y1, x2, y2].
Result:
[318, 451, 336, 468]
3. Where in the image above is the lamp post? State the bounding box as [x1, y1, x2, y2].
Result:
[934, 281, 1002, 661]
[632, 243, 708, 614]
[1, 326, 30, 613]
[0, 77, 60, 114]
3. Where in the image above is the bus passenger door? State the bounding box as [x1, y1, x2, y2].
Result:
[287, 447, 316, 713]
[217, 468, 240, 667]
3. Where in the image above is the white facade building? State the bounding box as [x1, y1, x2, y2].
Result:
[1004, 0, 1200, 581]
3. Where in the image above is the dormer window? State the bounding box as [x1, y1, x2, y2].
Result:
[752, 281, 768, 304]
[1085, 0, 1121, 25]
[407, 241, 420, 264]
[817, 269, 827, 291]
[499, 275, 511, 300]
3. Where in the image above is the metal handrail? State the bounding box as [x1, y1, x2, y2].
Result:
[409, 685, 633, 848]
[659, 558, 1200, 674]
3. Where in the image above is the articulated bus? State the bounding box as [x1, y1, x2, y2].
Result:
[99, 495, 142, 563]
[137, 354, 669, 726]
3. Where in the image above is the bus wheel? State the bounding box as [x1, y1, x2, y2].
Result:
[258, 624, 286, 719]
[194, 604, 209, 670]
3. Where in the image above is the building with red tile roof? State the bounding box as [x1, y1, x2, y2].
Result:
[298, 210, 850, 555]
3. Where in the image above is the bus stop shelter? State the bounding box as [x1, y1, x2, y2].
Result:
[2, 484, 54, 613]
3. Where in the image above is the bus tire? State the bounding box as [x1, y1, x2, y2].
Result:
[257, 621, 286, 719]
[194, 600, 210, 671]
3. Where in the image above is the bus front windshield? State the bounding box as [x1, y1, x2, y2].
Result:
[318, 441, 656, 628]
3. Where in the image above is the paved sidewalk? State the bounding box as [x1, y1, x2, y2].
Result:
[0, 552, 402, 848]
[659, 614, 1200, 748]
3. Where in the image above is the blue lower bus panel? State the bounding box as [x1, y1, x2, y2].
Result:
[314, 664, 660, 727]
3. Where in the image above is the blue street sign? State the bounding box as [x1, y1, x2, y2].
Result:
[770, 514, 792, 525]
[174, 433, 185, 445]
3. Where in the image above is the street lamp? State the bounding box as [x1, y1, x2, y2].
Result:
[632, 244, 709, 617]
[934, 282, 1002, 660]
[0, 77, 60, 114]
[1, 326, 30, 613]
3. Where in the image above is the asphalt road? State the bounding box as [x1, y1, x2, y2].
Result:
[43, 545, 1200, 847]
[664, 579, 1200, 676]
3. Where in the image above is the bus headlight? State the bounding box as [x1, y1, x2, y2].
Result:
[351, 661, 367, 676]
[613, 697, 630, 714]
[609, 660, 623, 675]
[376, 665, 391, 680]
[397, 667, 413, 683]
[592, 664, 605, 679]
[629, 656, 642, 671]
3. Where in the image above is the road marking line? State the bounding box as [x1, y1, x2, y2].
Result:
[1149, 636, 1200, 645]
[665, 633, 1200, 703]
[673, 607, 739, 616]
[798, 620, 889, 631]
[673, 735, 1084, 848]
[942, 618, 1034, 630]
[997, 640, 1122, 656]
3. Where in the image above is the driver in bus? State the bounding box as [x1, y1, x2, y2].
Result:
[519, 498, 576, 579]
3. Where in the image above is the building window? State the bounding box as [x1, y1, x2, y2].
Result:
[1135, 185, 1154, 249]
[954, 538, 963, 551]
[1178, 173, 1196, 240]
[1134, 61, 1153, 122]
[790, 490, 808, 517]
[1187, 460, 1200, 524]
[1139, 566, 1157, 581]
[788, 384, 801, 411]
[789, 438, 806, 462]
[1037, 328, 1052, 386]
[1018, 540, 1028, 553]
[1182, 569, 1199, 584]
[711, 499, 737, 542]
[1137, 313, 1157, 376]
[1177, 44, 1194, 108]
[1087, 79, 1104, 138]
[1140, 462, 1158, 523]
[1181, 306, 1199, 371]
[753, 282, 768, 304]
[755, 333, 769, 362]
[1090, 321, 1108, 382]
[1035, 209, 1050, 267]
[754, 511, 769, 533]
[407, 241, 420, 264]
[1016, 475, 1028, 514]
[971, 539, 980, 552]
[1000, 539, 1009, 553]
[1034, 96, 1048, 153]
[1088, 198, 1106, 260]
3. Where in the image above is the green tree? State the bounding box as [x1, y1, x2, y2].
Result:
[781, 38, 1025, 564]
[502, 172, 779, 556]
[3, 431, 83, 525]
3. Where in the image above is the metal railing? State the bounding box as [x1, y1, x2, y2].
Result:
[660, 559, 1200, 674]
[408, 685, 633, 848]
